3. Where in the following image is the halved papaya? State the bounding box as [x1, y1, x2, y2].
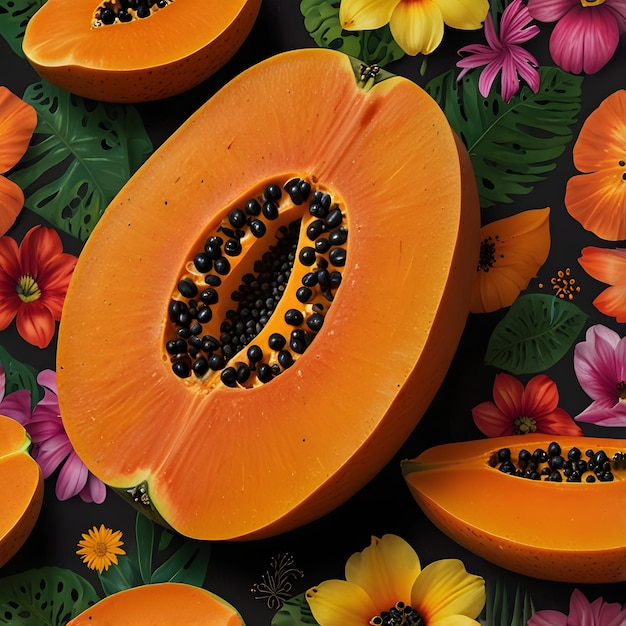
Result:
[22, 0, 261, 103]
[0, 414, 43, 567]
[57, 48, 480, 541]
[402, 434, 626, 583]
[67, 582, 244, 625]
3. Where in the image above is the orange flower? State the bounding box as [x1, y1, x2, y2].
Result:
[0, 87, 37, 236]
[0, 225, 77, 348]
[565, 90, 626, 241]
[579, 246, 626, 322]
[471, 207, 551, 313]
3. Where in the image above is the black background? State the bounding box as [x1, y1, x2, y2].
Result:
[2, 1, 626, 624]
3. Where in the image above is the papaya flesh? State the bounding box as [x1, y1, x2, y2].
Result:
[22, 0, 261, 103]
[0, 415, 43, 568]
[57, 48, 480, 541]
[67, 582, 244, 625]
[402, 434, 626, 583]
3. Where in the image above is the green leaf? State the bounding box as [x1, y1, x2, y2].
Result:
[271, 593, 320, 626]
[480, 577, 534, 626]
[426, 67, 583, 208]
[0, 566, 100, 625]
[135, 511, 154, 584]
[97, 547, 143, 597]
[9, 81, 153, 241]
[150, 540, 210, 586]
[0, 344, 41, 407]
[485, 294, 588, 374]
[0, 0, 44, 58]
[300, 0, 404, 67]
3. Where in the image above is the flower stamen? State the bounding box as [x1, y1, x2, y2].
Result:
[617, 381, 626, 402]
[581, 0, 605, 6]
[514, 415, 537, 434]
[370, 601, 425, 626]
[478, 235, 500, 272]
[16, 274, 41, 302]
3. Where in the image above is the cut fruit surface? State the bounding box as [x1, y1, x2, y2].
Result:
[57, 48, 480, 541]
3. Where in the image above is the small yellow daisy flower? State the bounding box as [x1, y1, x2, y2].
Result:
[76, 524, 125, 574]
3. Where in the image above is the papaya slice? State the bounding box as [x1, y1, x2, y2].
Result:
[0, 415, 43, 567]
[57, 48, 480, 541]
[67, 582, 244, 625]
[22, 0, 261, 102]
[402, 434, 626, 583]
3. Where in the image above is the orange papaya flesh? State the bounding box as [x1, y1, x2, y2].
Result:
[0, 415, 43, 568]
[57, 48, 480, 541]
[22, 0, 261, 103]
[402, 434, 626, 583]
[67, 582, 244, 625]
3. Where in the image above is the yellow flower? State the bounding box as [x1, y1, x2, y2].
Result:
[76, 524, 125, 574]
[471, 207, 551, 314]
[339, 0, 489, 55]
[306, 534, 485, 626]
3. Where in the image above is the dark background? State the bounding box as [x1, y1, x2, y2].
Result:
[2, 1, 626, 624]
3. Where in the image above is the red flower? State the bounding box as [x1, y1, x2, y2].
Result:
[0, 225, 77, 348]
[472, 372, 582, 436]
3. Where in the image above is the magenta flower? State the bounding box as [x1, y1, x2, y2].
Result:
[0, 366, 31, 425]
[27, 369, 106, 503]
[457, 0, 540, 102]
[529, 588, 626, 626]
[527, 0, 626, 74]
[573, 324, 626, 427]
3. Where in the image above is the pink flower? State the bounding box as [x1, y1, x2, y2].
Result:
[573, 324, 626, 427]
[0, 366, 31, 425]
[527, 0, 626, 74]
[471, 372, 582, 436]
[529, 588, 626, 626]
[27, 369, 106, 503]
[457, 0, 540, 102]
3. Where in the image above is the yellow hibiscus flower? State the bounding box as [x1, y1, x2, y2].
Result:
[306, 534, 485, 626]
[339, 0, 489, 55]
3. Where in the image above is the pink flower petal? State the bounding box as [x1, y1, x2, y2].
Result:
[527, 0, 578, 22]
[56, 450, 88, 501]
[33, 437, 72, 478]
[80, 473, 107, 504]
[0, 388, 31, 426]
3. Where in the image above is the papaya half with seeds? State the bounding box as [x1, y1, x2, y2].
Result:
[57, 48, 480, 541]
[67, 582, 244, 625]
[402, 434, 626, 583]
[0, 415, 43, 568]
[22, 0, 261, 103]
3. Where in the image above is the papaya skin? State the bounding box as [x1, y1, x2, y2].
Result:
[0, 415, 43, 568]
[402, 434, 626, 583]
[67, 582, 244, 625]
[22, 0, 261, 103]
[57, 48, 480, 541]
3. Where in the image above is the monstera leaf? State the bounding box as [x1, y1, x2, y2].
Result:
[272, 593, 320, 626]
[485, 294, 588, 374]
[480, 578, 534, 626]
[0, 344, 41, 407]
[426, 67, 583, 208]
[9, 81, 153, 241]
[0, 0, 44, 58]
[0, 567, 100, 625]
[300, 0, 404, 67]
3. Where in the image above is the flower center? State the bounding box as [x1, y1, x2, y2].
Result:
[617, 381, 626, 402]
[370, 601, 424, 626]
[16, 275, 42, 302]
[478, 235, 501, 272]
[581, 0, 605, 6]
[94, 541, 109, 557]
[514, 416, 537, 434]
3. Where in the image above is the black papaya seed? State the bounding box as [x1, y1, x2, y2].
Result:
[178, 277, 198, 298]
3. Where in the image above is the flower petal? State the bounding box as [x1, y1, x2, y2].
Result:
[389, 1, 444, 55]
[0, 388, 32, 426]
[15, 299, 56, 348]
[345, 534, 421, 608]
[0, 87, 37, 173]
[491, 372, 524, 418]
[80, 473, 107, 504]
[527, 0, 578, 22]
[521, 374, 559, 417]
[0, 176, 24, 237]
[56, 450, 88, 500]
[412, 559, 485, 621]
[527, 609, 568, 626]
[471, 401, 513, 437]
[19, 225, 64, 279]
[306, 580, 377, 626]
[549, 6, 620, 74]
[339, 0, 399, 30]
[432, 0, 489, 29]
